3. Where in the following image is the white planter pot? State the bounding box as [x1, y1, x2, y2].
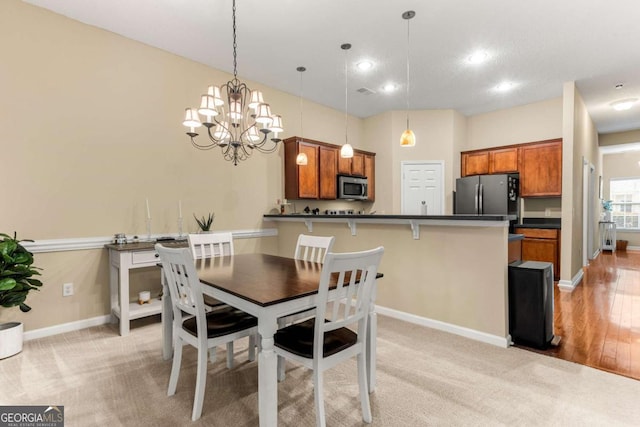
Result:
[0, 322, 24, 359]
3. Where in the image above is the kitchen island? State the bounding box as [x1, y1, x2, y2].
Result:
[263, 214, 513, 347]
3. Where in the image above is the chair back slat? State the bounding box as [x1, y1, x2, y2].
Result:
[294, 234, 335, 263]
[156, 245, 206, 325]
[188, 232, 235, 259]
[314, 247, 384, 360]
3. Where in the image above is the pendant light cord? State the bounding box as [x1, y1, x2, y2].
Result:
[343, 44, 350, 145]
[232, 0, 238, 80]
[405, 14, 411, 129]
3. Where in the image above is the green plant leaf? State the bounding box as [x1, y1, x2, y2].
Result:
[0, 277, 17, 291]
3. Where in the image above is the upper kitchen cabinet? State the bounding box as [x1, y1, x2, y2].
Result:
[284, 138, 319, 199]
[364, 154, 375, 202]
[284, 136, 375, 200]
[318, 145, 338, 199]
[489, 147, 519, 174]
[338, 152, 365, 176]
[461, 151, 490, 176]
[519, 139, 562, 197]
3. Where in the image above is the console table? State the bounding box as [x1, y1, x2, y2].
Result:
[105, 240, 187, 336]
[599, 221, 616, 252]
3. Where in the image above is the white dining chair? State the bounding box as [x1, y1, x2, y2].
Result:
[278, 234, 335, 379]
[273, 246, 384, 427]
[156, 244, 258, 421]
[187, 232, 256, 364]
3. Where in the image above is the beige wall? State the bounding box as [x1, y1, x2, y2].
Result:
[0, 1, 360, 329]
[273, 222, 510, 338]
[599, 129, 640, 146]
[466, 98, 563, 149]
[602, 152, 640, 247]
[560, 82, 601, 283]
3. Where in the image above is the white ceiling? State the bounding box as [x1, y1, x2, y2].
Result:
[23, 0, 640, 134]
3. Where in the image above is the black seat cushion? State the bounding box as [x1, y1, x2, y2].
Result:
[274, 318, 357, 358]
[182, 306, 257, 338]
[203, 294, 226, 308]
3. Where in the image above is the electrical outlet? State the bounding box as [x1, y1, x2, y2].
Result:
[62, 282, 74, 297]
[545, 208, 551, 217]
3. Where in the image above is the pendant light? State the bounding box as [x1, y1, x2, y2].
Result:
[340, 43, 354, 158]
[400, 10, 416, 147]
[296, 66, 308, 165]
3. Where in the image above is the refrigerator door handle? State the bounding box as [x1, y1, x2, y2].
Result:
[479, 183, 484, 215]
[474, 183, 479, 214]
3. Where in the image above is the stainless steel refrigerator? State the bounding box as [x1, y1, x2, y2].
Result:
[455, 173, 519, 215]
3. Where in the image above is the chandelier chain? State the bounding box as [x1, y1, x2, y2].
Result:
[232, 0, 238, 80]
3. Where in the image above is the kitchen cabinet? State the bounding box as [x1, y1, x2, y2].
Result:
[338, 152, 365, 176]
[514, 227, 560, 280]
[519, 140, 562, 197]
[364, 154, 375, 202]
[489, 147, 519, 174]
[284, 138, 319, 199]
[284, 136, 375, 200]
[461, 151, 490, 176]
[318, 146, 338, 199]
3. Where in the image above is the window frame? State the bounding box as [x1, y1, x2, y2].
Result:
[609, 177, 640, 232]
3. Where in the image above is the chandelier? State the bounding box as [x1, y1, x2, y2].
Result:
[182, 0, 283, 165]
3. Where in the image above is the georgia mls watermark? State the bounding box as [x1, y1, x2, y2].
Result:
[0, 406, 64, 427]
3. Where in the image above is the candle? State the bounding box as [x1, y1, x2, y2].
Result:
[146, 198, 151, 219]
[178, 200, 182, 218]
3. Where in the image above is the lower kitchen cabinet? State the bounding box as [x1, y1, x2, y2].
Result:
[514, 227, 560, 280]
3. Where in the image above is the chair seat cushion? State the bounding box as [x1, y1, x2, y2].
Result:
[274, 318, 357, 358]
[203, 294, 226, 308]
[182, 306, 257, 338]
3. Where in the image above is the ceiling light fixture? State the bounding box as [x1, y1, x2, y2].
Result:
[400, 10, 416, 148]
[611, 98, 637, 111]
[357, 60, 374, 71]
[296, 66, 308, 166]
[340, 43, 354, 159]
[467, 50, 489, 64]
[182, 0, 283, 165]
[495, 81, 515, 92]
[383, 83, 397, 93]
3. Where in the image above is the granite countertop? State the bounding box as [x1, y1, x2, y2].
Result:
[517, 218, 561, 229]
[264, 213, 515, 221]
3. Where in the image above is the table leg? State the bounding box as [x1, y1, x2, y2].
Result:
[109, 261, 119, 325]
[118, 262, 130, 336]
[258, 317, 278, 427]
[161, 271, 173, 360]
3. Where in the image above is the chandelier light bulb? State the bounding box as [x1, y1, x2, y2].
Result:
[340, 143, 354, 158]
[183, 108, 202, 129]
[400, 129, 416, 147]
[249, 90, 264, 109]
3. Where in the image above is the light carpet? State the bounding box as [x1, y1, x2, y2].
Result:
[1, 315, 638, 426]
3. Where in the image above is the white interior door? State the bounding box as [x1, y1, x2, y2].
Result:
[401, 161, 444, 215]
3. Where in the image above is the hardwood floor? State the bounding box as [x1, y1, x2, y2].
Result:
[519, 250, 640, 380]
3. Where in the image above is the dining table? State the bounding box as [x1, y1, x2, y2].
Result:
[160, 252, 382, 427]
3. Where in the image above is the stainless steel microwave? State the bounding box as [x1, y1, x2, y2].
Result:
[338, 175, 368, 200]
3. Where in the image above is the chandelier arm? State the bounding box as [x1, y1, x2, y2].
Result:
[190, 136, 218, 150]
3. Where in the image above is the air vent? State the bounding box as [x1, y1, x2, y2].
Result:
[356, 87, 376, 95]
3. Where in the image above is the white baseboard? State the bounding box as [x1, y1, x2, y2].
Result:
[375, 305, 510, 348]
[627, 245, 640, 251]
[24, 315, 112, 341]
[558, 268, 584, 292]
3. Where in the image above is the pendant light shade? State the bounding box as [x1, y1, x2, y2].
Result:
[340, 43, 353, 159]
[400, 10, 416, 147]
[400, 129, 416, 147]
[296, 66, 308, 166]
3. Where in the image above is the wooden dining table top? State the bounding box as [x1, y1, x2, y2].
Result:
[195, 253, 382, 307]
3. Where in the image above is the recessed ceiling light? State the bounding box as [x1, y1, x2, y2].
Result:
[611, 98, 637, 111]
[382, 83, 397, 93]
[495, 81, 515, 92]
[467, 50, 489, 64]
[356, 60, 373, 71]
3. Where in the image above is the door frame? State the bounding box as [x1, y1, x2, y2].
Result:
[400, 160, 445, 215]
[582, 158, 596, 266]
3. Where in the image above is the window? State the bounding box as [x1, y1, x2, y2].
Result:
[609, 178, 640, 230]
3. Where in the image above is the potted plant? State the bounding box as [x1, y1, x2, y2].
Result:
[194, 212, 215, 233]
[602, 199, 613, 221]
[0, 232, 43, 359]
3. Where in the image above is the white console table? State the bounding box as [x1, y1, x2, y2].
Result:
[599, 221, 616, 252]
[106, 241, 186, 336]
